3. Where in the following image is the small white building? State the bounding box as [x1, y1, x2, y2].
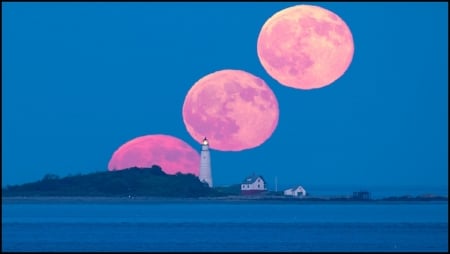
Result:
[241, 173, 266, 195]
[284, 186, 307, 197]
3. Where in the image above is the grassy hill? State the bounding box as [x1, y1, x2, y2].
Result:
[2, 165, 222, 198]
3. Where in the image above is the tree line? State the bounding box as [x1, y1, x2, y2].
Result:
[2, 165, 236, 197]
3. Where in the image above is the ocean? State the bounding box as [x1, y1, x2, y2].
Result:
[2, 200, 448, 252]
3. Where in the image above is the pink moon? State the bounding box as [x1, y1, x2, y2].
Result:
[257, 4, 354, 90]
[182, 69, 279, 151]
[108, 134, 200, 176]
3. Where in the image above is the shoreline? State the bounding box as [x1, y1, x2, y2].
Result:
[2, 195, 448, 204]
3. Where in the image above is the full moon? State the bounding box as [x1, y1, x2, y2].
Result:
[108, 134, 200, 175]
[182, 69, 279, 151]
[257, 4, 354, 90]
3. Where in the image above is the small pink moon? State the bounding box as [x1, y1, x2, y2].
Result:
[257, 4, 354, 90]
[182, 69, 279, 151]
[108, 134, 200, 176]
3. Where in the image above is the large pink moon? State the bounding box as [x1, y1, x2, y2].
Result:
[108, 134, 200, 176]
[182, 69, 279, 151]
[257, 5, 354, 90]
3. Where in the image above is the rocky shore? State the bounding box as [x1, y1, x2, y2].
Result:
[2, 194, 447, 204]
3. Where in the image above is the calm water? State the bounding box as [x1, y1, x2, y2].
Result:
[2, 201, 448, 251]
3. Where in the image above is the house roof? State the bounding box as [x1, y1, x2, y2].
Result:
[241, 174, 265, 184]
[285, 186, 306, 192]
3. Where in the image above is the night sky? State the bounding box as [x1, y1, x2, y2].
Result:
[2, 2, 448, 193]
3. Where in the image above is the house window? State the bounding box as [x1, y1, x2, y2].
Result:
[258, 184, 260, 188]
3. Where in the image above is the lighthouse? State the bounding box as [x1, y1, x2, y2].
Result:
[199, 137, 213, 187]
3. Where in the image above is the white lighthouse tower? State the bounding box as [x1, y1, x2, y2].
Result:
[199, 137, 213, 187]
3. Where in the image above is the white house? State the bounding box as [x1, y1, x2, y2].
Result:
[241, 173, 266, 195]
[284, 186, 307, 197]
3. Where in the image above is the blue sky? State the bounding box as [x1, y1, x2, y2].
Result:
[2, 2, 448, 192]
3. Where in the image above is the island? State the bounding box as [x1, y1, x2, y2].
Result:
[2, 166, 447, 203]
